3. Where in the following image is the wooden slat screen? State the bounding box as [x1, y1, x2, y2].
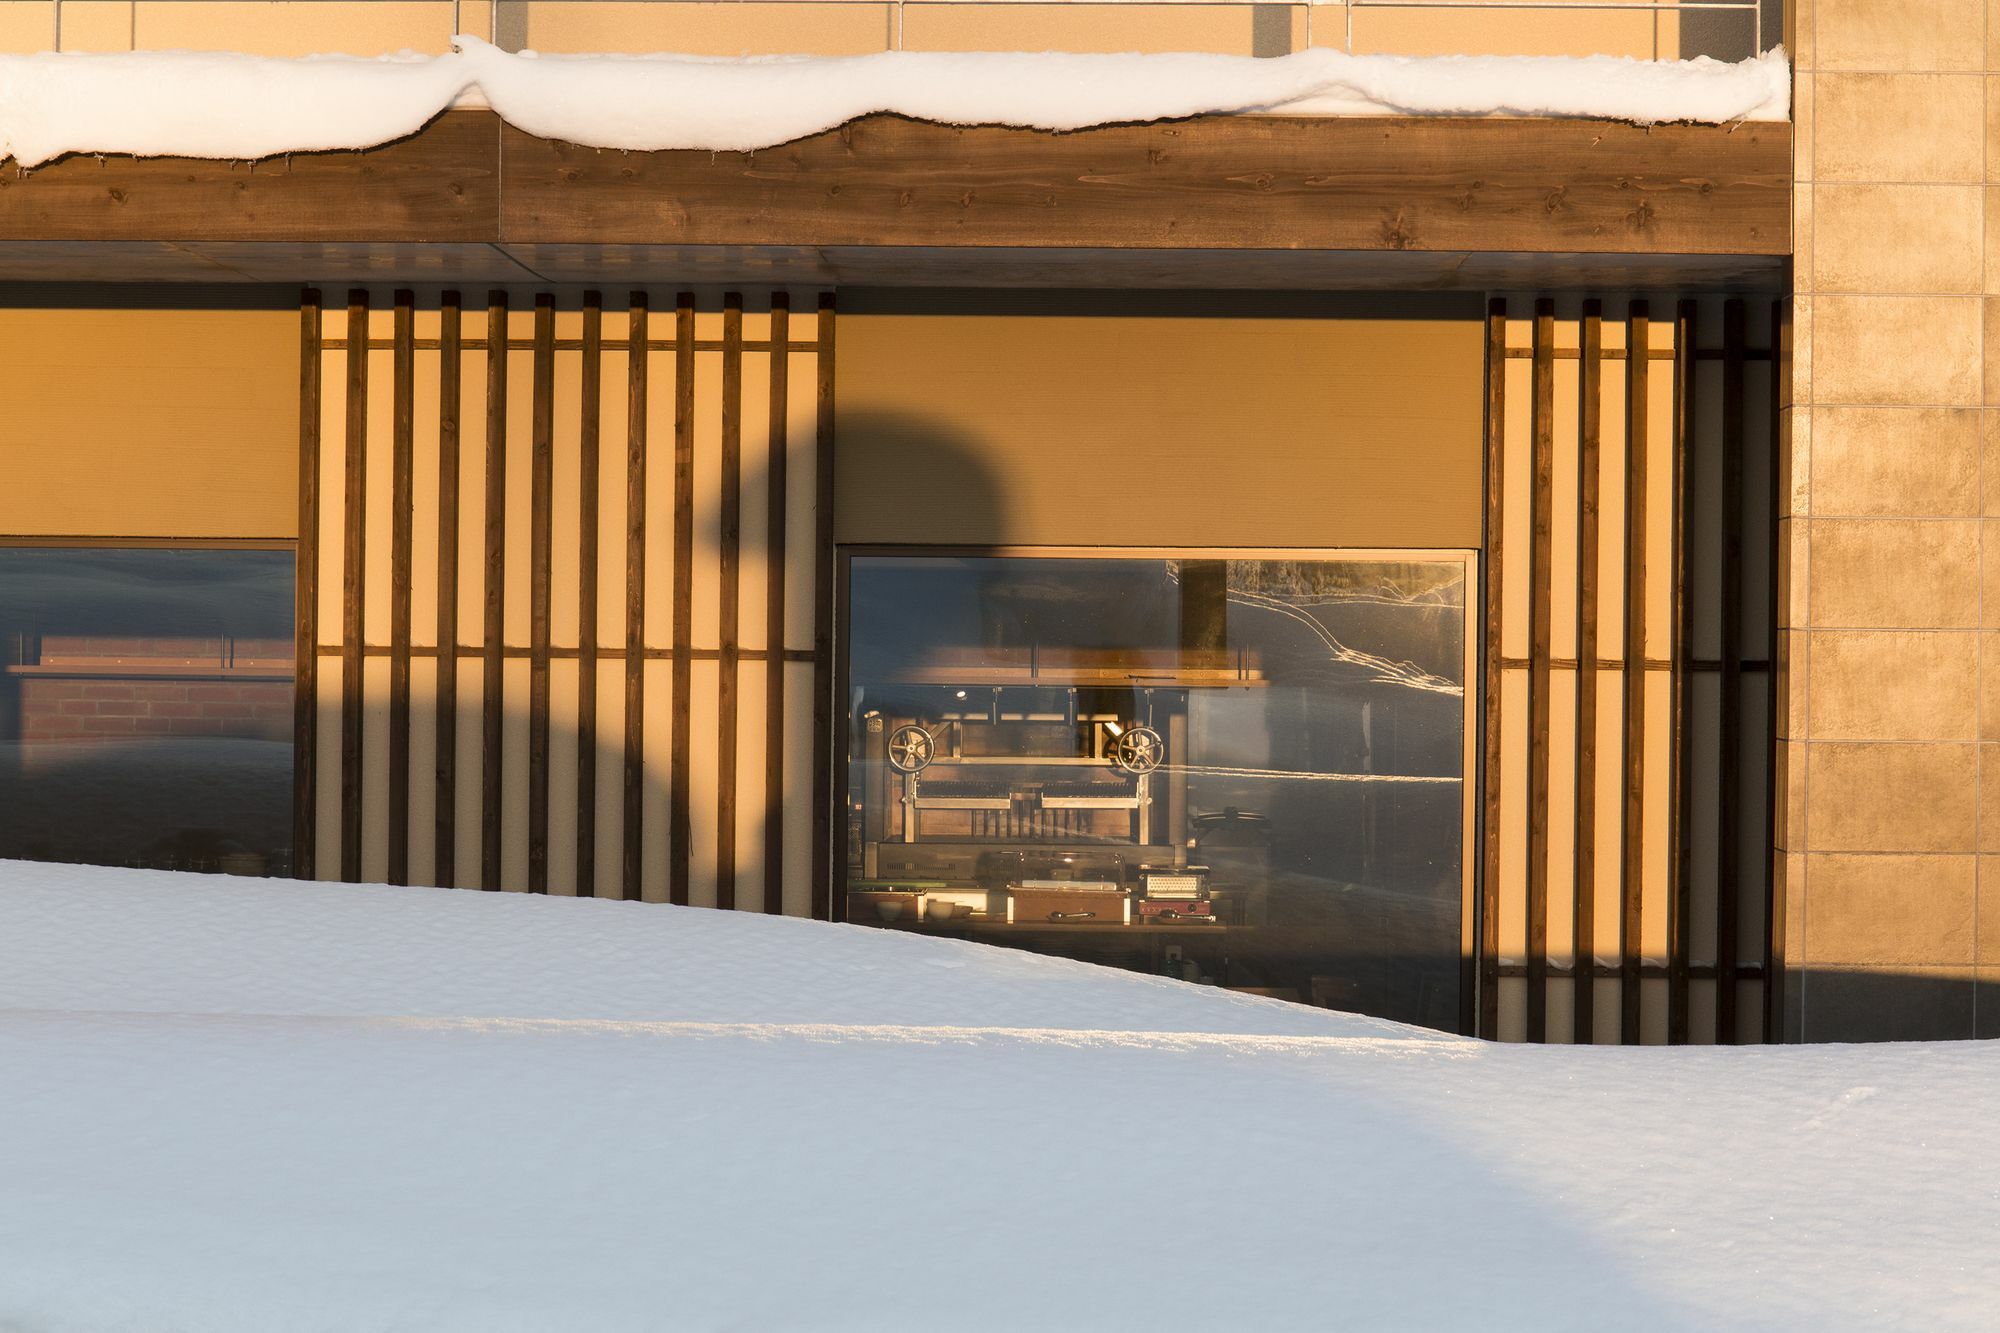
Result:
[1482, 295, 1779, 1044]
[303, 288, 831, 911]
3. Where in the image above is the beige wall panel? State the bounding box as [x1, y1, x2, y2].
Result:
[906, 4, 1257, 54]
[1642, 669, 1674, 960]
[1596, 359, 1630, 647]
[456, 310, 493, 648]
[1500, 356, 1534, 659]
[592, 658, 626, 898]
[643, 348, 678, 652]
[501, 657, 531, 890]
[837, 301, 1483, 550]
[784, 349, 820, 653]
[317, 344, 348, 630]
[452, 656, 484, 887]
[1550, 352, 1581, 659]
[55, 0, 127, 51]
[0, 2, 52, 53]
[1686, 977, 1717, 1044]
[1495, 975, 1527, 1042]
[641, 658, 673, 902]
[596, 344, 632, 651]
[1684, 671, 1721, 961]
[1543, 980, 1575, 1044]
[1349, 7, 1665, 59]
[739, 349, 774, 653]
[315, 655, 344, 877]
[411, 347, 443, 649]
[360, 658, 392, 884]
[520, 2, 891, 58]
[783, 661, 815, 916]
[734, 661, 770, 910]
[1588, 666, 1627, 963]
[1545, 669, 1579, 968]
[1640, 976, 1669, 1044]
[547, 659, 582, 895]
[691, 349, 724, 651]
[362, 344, 396, 647]
[550, 346, 585, 650]
[1590, 978, 1622, 1044]
[1497, 668, 1530, 960]
[503, 345, 535, 647]
[407, 658, 439, 886]
[1687, 358, 1725, 662]
[133, 2, 456, 55]
[0, 306, 295, 538]
[1645, 350, 1677, 660]
[687, 661, 721, 908]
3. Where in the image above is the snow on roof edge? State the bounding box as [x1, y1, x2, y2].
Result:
[0, 35, 1790, 170]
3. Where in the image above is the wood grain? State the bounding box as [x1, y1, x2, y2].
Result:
[388, 289, 415, 887]
[1621, 302, 1649, 1047]
[577, 292, 602, 899]
[811, 294, 836, 923]
[340, 290, 368, 885]
[1525, 299, 1555, 1044]
[1478, 297, 1506, 1041]
[669, 293, 696, 908]
[1669, 299, 1696, 1044]
[622, 293, 649, 901]
[481, 291, 507, 891]
[716, 294, 744, 912]
[1574, 299, 1601, 1046]
[765, 294, 790, 916]
[1717, 298, 1746, 1044]
[294, 290, 321, 882]
[436, 292, 461, 889]
[527, 295, 554, 894]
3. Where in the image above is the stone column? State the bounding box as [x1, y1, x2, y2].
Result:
[1784, 0, 1999, 1039]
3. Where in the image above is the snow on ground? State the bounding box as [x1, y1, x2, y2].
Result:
[2, 863, 1995, 1332]
[0, 36, 1790, 168]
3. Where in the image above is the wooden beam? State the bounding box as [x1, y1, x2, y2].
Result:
[577, 292, 602, 899]
[717, 293, 744, 912]
[1478, 297, 1506, 1041]
[388, 289, 415, 887]
[436, 291, 462, 889]
[528, 294, 555, 894]
[503, 116, 1789, 255]
[764, 294, 790, 917]
[1669, 298, 1696, 1044]
[1621, 301, 1649, 1046]
[481, 290, 508, 892]
[293, 289, 321, 882]
[1717, 298, 1747, 1044]
[811, 293, 836, 923]
[0, 111, 1789, 258]
[622, 292, 649, 901]
[1526, 299, 1555, 1044]
[670, 292, 696, 908]
[340, 289, 367, 885]
[1574, 298, 1601, 1046]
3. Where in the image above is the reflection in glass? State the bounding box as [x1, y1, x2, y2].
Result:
[0, 547, 295, 874]
[843, 554, 1467, 1030]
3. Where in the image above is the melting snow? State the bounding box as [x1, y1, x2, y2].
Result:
[0, 862, 1995, 1331]
[0, 35, 1790, 168]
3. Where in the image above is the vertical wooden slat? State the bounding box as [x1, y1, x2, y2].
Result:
[340, 289, 368, 885]
[1621, 301, 1649, 1046]
[811, 293, 837, 922]
[1668, 298, 1697, 1043]
[481, 290, 508, 891]
[387, 290, 416, 887]
[528, 294, 555, 894]
[716, 293, 744, 911]
[622, 292, 649, 901]
[670, 292, 696, 907]
[1764, 296, 1788, 1044]
[435, 292, 461, 889]
[294, 289, 321, 881]
[1478, 297, 1506, 1040]
[764, 293, 790, 915]
[1574, 299, 1602, 1045]
[577, 292, 602, 898]
[1716, 299, 1747, 1043]
[1526, 298, 1555, 1043]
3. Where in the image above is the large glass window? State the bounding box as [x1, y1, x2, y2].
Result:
[842, 552, 1470, 1030]
[0, 545, 296, 874]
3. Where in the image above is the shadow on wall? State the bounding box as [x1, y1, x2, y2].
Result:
[1792, 969, 2000, 1043]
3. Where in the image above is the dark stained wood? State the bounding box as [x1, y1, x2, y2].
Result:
[1717, 299, 1747, 1044]
[716, 294, 744, 912]
[435, 292, 462, 889]
[527, 295, 554, 893]
[670, 293, 696, 908]
[811, 294, 836, 923]
[764, 294, 790, 916]
[622, 292, 649, 901]
[1621, 302, 1650, 1046]
[1526, 299, 1555, 1044]
[481, 291, 508, 891]
[294, 289, 322, 882]
[1574, 299, 1602, 1046]
[576, 292, 602, 899]
[1669, 299, 1696, 1044]
[340, 290, 368, 885]
[1764, 296, 1789, 1044]
[1478, 297, 1506, 1040]
[387, 289, 415, 887]
[0, 111, 498, 242]
[501, 116, 1790, 256]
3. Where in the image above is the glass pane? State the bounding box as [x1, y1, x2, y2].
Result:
[0, 547, 296, 875]
[843, 553, 1468, 1031]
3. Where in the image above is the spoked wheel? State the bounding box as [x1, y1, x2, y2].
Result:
[1112, 725, 1164, 774]
[887, 724, 936, 773]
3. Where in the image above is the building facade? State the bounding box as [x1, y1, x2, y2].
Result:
[0, 0, 1988, 1043]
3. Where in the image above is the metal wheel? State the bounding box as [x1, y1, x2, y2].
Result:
[886, 724, 936, 773]
[1112, 725, 1164, 774]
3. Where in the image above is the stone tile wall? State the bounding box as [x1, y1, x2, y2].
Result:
[1786, 0, 2000, 1039]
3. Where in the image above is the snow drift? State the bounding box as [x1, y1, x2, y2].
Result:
[0, 34, 1790, 168]
[1, 862, 1997, 1331]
